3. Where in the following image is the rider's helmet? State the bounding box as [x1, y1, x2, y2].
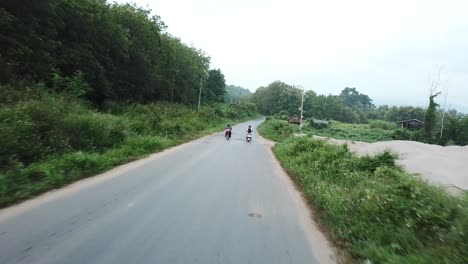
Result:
[227, 124, 231, 127]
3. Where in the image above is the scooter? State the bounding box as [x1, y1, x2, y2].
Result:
[225, 128, 232, 140]
[246, 133, 252, 142]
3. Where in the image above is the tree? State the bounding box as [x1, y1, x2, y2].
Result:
[339, 87, 374, 109]
[203, 69, 226, 103]
[383, 106, 426, 122]
[251, 81, 301, 115]
[424, 92, 440, 140]
[425, 66, 443, 141]
[224, 85, 251, 104]
[0, 0, 214, 106]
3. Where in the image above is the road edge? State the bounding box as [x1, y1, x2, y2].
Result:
[0, 129, 222, 220]
[257, 132, 342, 264]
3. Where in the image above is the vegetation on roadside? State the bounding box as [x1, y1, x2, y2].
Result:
[252, 81, 468, 146]
[0, 85, 258, 207]
[260, 117, 411, 143]
[259, 118, 468, 263]
[308, 121, 395, 143]
[257, 117, 296, 142]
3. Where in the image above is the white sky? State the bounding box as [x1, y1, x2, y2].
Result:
[114, 0, 468, 112]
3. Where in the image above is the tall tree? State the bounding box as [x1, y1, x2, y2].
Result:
[425, 66, 443, 141]
[252, 81, 301, 115]
[0, 0, 215, 106]
[224, 85, 251, 104]
[203, 69, 226, 102]
[425, 92, 441, 140]
[339, 87, 374, 109]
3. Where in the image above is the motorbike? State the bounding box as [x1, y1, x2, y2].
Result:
[246, 133, 252, 142]
[225, 128, 232, 140]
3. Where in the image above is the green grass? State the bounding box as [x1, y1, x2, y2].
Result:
[305, 120, 396, 142]
[0, 90, 259, 207]
[259, 118, 468, 263]
[369, 120, 399, 130]
[257, 117, 297, 142]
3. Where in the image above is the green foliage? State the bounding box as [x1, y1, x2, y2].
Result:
[224, 85, 251, 104]
[251, 81, 302, 116]
[51, 71, 91, 97]
[257, 119, 295, 142]
[425, 93, 441, 141]
[390, 129, 427, 142]
[440, 114, 468, 146]
[203, 69, 226, 102]
[381, 106, 426, 122]
[369, 120, 398, 130]
[304, 93, 363, 123]
[339, 87, 374, 109]
[259, 119, 468, 263]
[304, 120, 394, 142]
[0, 89, 258, 207]
[0, 0, 222, 106]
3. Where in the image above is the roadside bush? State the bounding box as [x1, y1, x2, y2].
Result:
[257, 119, 294, 142]
[391, 129, 427, 143]
[370, 120, 398, 130]
[312, 127, 394, 142]
[259, 119, 468, 263]
[0, 90, 259, 207]
[0, 98, 72, 167]
[62, 113, 128, 151]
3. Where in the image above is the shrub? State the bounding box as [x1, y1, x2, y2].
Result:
[370, 120, 398, 130]
[61, 113, 128, 151]
[257, 119, 295, 142]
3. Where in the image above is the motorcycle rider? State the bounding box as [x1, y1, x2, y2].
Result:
[246, 125, 253, 142]
[225, 124, 232, 138]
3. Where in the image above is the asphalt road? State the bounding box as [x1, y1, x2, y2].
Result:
[0, 120, 335, 264]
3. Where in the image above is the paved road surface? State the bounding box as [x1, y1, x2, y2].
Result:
[0, 120, 335, 264]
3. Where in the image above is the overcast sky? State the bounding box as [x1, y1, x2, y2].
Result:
[113, 0, 468, 112]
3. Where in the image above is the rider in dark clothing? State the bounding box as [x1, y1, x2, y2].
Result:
[225, 124, 232, 138]
[247, 125, 252, 133]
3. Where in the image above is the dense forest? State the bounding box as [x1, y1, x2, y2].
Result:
[252, 81, 468, 145]
[0, 0, 226, 106]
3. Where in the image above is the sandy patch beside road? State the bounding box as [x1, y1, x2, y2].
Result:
[314, 136, 468, 191]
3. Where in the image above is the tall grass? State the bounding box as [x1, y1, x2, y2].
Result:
[302, 120, 395, 142]
[0, 87, 259, 207]
[259, 118, 468, 263]
[369, 120, 399, 130]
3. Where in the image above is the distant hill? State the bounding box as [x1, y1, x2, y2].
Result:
[225, 85, 251, 103]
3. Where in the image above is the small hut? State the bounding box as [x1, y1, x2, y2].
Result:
[397, 119, 424, 129]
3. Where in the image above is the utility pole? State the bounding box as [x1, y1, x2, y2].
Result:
[299, 89, 304, 130]
[197, 77, 203, 111]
